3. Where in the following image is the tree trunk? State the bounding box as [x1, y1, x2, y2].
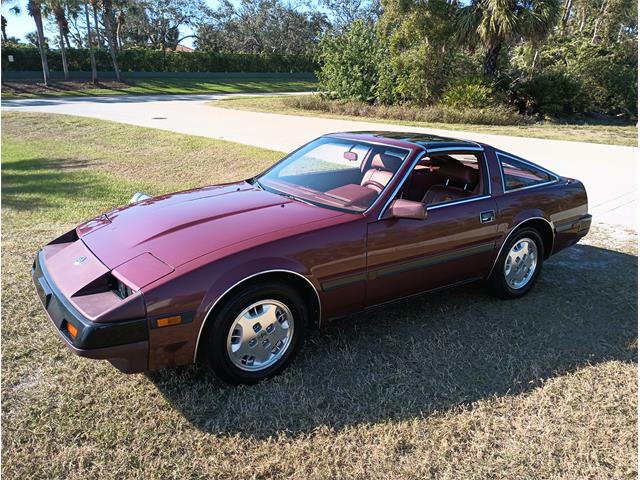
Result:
[561, 0, 572, 34]
[104, 0, 118, 52]
[101, 0, 121, 81]
[58, 23, 70, 80]
[29, 1, 50, 85]
[90, 0, 102, 47]
[592, 0, 608, 44]
[84, 0, 98, 83]
[1, 16, 7, 41]
[116, 18, 122, 50]
[529, 50, 538, 79]
[483, 42, 502, 77]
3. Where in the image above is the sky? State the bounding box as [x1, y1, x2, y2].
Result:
[1, 2, 34, 43]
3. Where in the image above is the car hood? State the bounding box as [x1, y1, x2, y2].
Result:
[79, 182, 343, 269]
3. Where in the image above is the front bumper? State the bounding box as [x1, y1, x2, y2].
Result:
[32, 250, 149, 373]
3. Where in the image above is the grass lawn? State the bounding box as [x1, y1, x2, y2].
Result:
[1, 75, 317, 99]
[2, 111, 637, 479]
[212, 95, 639, 147]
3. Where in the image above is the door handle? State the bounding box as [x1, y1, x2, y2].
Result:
[480, 210, 495, 224]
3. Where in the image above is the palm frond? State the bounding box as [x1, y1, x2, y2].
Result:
[455, 4, 482, 45]
[516, 0, 560, 42]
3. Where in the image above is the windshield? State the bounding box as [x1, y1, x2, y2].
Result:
[256, 137, 410, 213]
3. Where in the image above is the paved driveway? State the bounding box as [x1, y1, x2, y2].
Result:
[3, 93, 637, 229]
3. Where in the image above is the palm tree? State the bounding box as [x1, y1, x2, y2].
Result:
[89, 0, 101, 46]
[49, 0, 71, 80]
[83, 0, 98, 83]
[456, 0, 560, 77]
[27, 0, 51, 85]
[101, 0, 121, 81]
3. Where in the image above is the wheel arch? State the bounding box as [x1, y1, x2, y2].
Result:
[487, 216, 554, 279]
[193, 270, 321, 362]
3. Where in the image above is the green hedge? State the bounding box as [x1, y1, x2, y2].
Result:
[1, 46, 316, 73]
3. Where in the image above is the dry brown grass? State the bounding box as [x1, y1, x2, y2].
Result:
[285, 94, 531, 125]
[212, 95, 639, 147]
[2, 112, 637, 479]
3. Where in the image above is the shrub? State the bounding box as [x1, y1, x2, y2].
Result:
[569, 40, 637, 116]
[509, 36, 638, 117]
[1, 46, 316, 73]
[441, 81, 498, 109]
[284, 94, 531, 125]
[315, 20, 386, 102]
[508, 71, 585, 117]
[376, 45, 431, 105]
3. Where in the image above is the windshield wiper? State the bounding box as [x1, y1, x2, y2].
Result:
[276, 191, 315, 206]
[253, 179, 315, 206]
[252, 178, 265, 190]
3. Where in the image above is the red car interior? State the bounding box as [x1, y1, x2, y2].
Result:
[360, 152, 404, 194]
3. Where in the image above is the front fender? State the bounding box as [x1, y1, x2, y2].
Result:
[141, 253, 319, 370]
[191, 256, 320, 363]
[197, 256, 317, 324]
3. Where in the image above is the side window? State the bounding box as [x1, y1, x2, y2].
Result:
[498, 154, 554, 191]
[401, 151, 486, 205]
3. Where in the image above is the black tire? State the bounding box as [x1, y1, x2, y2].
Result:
[203, 281, 307, 385]
[489, 227, 544, 299]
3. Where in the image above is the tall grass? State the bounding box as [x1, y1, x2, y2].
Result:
[284, 95, 533, 126]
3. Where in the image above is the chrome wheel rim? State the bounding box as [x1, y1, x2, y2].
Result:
[226, 299, 294, 372]
[504, 238, 538, 290]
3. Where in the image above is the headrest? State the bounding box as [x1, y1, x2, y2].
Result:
[371, 153, 402, 171]
[438, 163, 479, 186]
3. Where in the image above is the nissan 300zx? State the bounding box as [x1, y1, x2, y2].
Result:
[33, 132, 591, 384]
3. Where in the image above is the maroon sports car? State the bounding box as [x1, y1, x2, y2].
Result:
[33, 132, 591, 384]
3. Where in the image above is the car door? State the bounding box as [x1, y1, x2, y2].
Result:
[365, 150, 500, 307]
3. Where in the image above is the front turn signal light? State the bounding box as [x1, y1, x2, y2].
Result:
[66, 322, 78, 339]
[156, 316, 182, 328]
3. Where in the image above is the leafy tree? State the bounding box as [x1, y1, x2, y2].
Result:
[456, 0, 560, 77]
[196, 0, 329, 54]
[319, 0, 379, 31]
[510, 34, 637, 115]
[376, 0, 461, 103]
[561, 0, 637, 45]
[316, 19, 385, 101]
[116, 0, 206, 50]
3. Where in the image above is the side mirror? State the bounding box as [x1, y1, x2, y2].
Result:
[386, 199, 427, 220]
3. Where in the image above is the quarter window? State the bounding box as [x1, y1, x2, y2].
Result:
[498, 154, 555, 191]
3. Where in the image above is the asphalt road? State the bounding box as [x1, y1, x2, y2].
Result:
[3, 92, 637, 230]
